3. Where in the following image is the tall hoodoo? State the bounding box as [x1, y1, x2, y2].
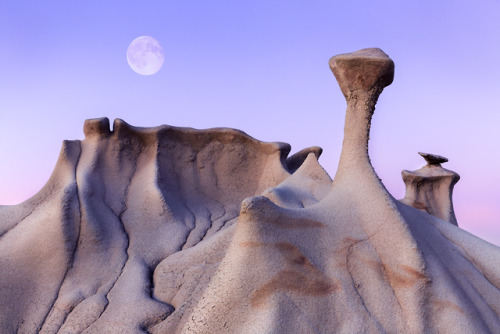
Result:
[401, 152, 460, 225]
[329, 48, 394, 176]
[328, 49, 429, 333]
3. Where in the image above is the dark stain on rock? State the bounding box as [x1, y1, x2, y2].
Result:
[275, 242, 313, 268]
[412, 201, 427, 211]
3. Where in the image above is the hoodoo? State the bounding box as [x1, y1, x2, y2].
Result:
[401, 152, 460, 225]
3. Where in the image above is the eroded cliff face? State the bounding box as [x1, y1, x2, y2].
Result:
[1, 49, 499, 334]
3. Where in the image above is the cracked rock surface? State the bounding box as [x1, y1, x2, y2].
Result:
[1, 48, 499, 333]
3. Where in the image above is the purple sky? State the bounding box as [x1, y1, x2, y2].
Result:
[1, 1, 499, 246]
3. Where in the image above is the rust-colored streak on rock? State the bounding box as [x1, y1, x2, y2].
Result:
[251, 270, 336, 308]
[269, 217, 325, 229]
[432, 299, 466, 315]
[250, 242, 337, 308]
[401, 265, 428, 282]
[332, 237, 364, 258]
[381, 263, 429, 289]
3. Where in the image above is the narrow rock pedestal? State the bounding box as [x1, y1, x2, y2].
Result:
[401, 152, 460, 225]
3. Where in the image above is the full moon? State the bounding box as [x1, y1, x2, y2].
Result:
[126, 36, 164, 75]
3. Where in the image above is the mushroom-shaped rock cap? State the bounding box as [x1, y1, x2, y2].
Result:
[329, 48, 394, 98]
[418, 152, 448, 166]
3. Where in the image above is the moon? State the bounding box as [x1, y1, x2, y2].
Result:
[126, 36, 164, 75]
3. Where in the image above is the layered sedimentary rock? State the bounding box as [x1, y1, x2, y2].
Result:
[1, 48, 499, 333]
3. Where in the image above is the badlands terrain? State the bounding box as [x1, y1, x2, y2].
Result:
[0, 48, 499, 333]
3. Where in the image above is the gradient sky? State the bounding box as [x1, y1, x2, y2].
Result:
[1, 1, 499, 246]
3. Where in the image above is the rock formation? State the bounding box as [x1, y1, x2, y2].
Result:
[401, 152, 460, 225]
[1, 48, 499, 333]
